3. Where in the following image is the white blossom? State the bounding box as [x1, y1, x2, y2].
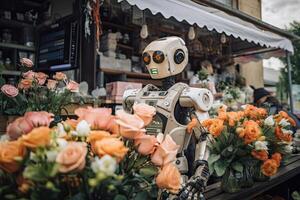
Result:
[91, 155, 117, 175]
[0, 134, 10, 142]
[76, 120, 91, 137]
[56, 138, 68, 149]
[264, 115, 275, 126]
[57, 123, 67, 137]
[46, 150, 58, 162]
[282, 128, 293, 135]
[284, 144, 294, 154]
[254, 141, 268, 151]
[279, 118, 290, 127]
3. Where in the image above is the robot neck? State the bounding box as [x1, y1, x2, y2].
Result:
[162, 76, 176, 90]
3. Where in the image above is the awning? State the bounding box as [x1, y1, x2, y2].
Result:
[118, 0, 294, 54]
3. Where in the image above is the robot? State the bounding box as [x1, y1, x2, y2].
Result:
[123, 37, 213, 200]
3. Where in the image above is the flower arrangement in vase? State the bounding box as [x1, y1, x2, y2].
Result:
[0, 58, 79, 116]
[0, 103, 182, 199]
[205, 105, 295, 193]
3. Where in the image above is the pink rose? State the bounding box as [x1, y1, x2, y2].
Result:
[133, 103, 156, 126]
[53, 72, 66, 81]
[56, 142, 87, 173]
[115, 110, 146, 139]
[23, 70, 35, 80]
[47, 79, 58, 90]
[75, 107, 114, 130]
[24, 111, 54, 127]
[66, 80, 79, 92]
[151, 135, 179, 166]
[134, 134, 158, 155]
[6, 117, 34, 140]
[20, 58, 33, 68]
[1, 84, 18, 97]
[35, 72, 48, 85]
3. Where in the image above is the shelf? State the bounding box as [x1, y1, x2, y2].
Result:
[100, 68, 151, 79]
[0, 42, 35, 51]
[0, 18, 34, 28]
[0, 70, 21, 76]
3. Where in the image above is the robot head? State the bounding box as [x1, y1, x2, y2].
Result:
[142, 36, 188, 79]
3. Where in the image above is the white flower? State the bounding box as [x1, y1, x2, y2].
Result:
[282, 129, 293, 135]
[241, 105, 247, 110]
[46, 150, 58, 162]
[284, 144, 294, 154]
[29, 152, 38, 162]
[254, 141, 268, 151]
[76, 120, 91, 137]
[279, 118, 290, 127]
[56, 138, 68, 149]
[264, 115, 275, 126]
[57, 123, 67, 137]
[0, 134, 10, 142]
[91, 155, 117, 175]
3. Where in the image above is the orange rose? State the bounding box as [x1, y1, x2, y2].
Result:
[275, 126, 292, 142]
[261, 159, 278, 177]
[271, 153, 282, 167]
[53, 72, 67, 81]
[18, 79, 32, 90]
[64, 119, 78, 130]
[35, 72, 48, 85]
[115, 110, 146, 139]
[87, 130, 114, 152]
[151, 135, 179, 166]
[21, 127, 51, 149]
[93, 137, 128, 162]
[156, 163, 181, 194]
[239, 120, 261, 144]
[251, 150, 268, 161]
[274, 111, 296, 127]
[0, 141, 26, 173]
[244, 105, 266, 120]
[217, 110, 227, 121]
[202, 119, 224, 138]
[66, 80, 79, 92]
[133, 103, 156, 126]
[75, 107, 114, 130]
[7, 117, 34, 140]
[134, 134, 158, 155]
[47, 79, 58, 90]
[56, 142, 87, 173]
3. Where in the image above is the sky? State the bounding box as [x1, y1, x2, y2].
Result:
[262, 0, 300, 70]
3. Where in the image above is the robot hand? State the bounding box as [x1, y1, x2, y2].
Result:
[177, 160, 209, 200]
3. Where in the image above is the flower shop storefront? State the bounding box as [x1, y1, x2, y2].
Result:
[1, 0, 300, 200]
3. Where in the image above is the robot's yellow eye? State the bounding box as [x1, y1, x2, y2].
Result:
[153, 51, 165, 64]
[143, 52, 151, 65]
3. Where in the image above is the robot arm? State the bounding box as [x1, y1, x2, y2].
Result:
[178, 87, 213, 200]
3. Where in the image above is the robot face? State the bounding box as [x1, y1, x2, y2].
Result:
[142, 37, 188, 79]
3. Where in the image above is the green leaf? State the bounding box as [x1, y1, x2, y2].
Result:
[214, 159, 228, 177]
[207, 154, 220, 165]
[114, 194, 127, 200]
[139, 166, 158, 177]
[134, 191, 148, 200]
[231, 162, 243, 173]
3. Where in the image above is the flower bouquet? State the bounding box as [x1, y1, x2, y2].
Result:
[204, 105, 295, 193]
[0, 103, 181, 199]
[0, 58, 79, 116]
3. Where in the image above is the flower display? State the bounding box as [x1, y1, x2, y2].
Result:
[1, 84, 19, 97]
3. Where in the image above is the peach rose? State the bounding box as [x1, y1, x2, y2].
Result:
[275, 126, 292, 142]
[56, 142, 87, 173]
[21, 127, 51, 149]
[156, 163, 181, 194]
[133, 103, 156, 126]
[93, 137, 128, 162]
[64, 119, 78, 130]
[1, 84, 19, 97]
[261, 159, 278, 177]
[47, 79, 58, 90]
[35, 72, 48, 85]
[53, 72, 67, 81]
[271, 153, 282, 167]
[0, 140, 26, 173]
[6, 117, 34, 140]
[134, 134, 158, 155]
[106, 116, 120, 135]
[202, 119, 224, 138]
[18, 79, 33, 90]
[239, 120, 261, 144]
[151, 135, 179, 166]
[251, 150, 268, 161]
[87, 130, 114, 152]
[23, 70, 35, 80]
[20, 58, 33, 68]
[115, 110, 146, 139]
[24, 111, 54, 128]
[75, 107, 114, 130]
[66, 80, 79, 92]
